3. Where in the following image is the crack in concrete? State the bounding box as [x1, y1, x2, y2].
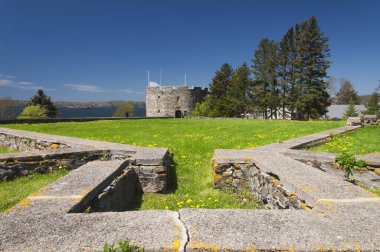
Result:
[174, 211, 189, 252]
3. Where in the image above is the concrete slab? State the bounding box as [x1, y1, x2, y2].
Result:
[252, 152, 373, 206]
[180, 201, 380, 251]
[253, 126, 361, 152]
[358, 152, 380, 168]
[0, 210, 184, 251]
[38, 160, 127, 197]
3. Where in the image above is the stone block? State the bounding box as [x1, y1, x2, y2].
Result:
[363, 114, 378, 125]
[346, 116, 363, 126]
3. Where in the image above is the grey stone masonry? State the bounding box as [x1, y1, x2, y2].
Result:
[0, 127, 171, 192]
[283, 149, 380, 189]
[364, 114, 378, 125]
[347, 116, 363, 126]
[1, 124, 379, 251]
[146, 85, 208, 117]
[212, 126, 373, 208]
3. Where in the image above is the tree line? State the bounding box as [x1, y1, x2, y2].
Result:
[0, 89, 136, 120]
[194, 16, 331, 120]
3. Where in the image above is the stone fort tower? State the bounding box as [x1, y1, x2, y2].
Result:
[146, 84, 208, 118]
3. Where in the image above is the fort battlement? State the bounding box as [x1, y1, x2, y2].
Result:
[146, 85, 208, 118]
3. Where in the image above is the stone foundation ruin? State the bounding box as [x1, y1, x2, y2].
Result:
[1, 125, 379, 251]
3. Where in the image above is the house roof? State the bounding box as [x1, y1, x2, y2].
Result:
[326, 105, 366, 119]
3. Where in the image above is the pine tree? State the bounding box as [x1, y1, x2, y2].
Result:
[226, 63, 251, 117]
[296, 17, 331, 119]
[364, 92, 379, 116]
[27, 89, 58, 118]
[208, 63, 234, 117]
[251, 38, 280, 119]
[278, 26, 301, 119]
[343, 101, 359, 120]
[335, 79, 359, 104]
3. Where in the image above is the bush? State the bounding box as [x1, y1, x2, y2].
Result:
[112, 102, 134, 117]
[191, 101, 210, 117]
[335, 152, 367, 181]
[27, 89, 58, 118]
[17, 105, 48, 119]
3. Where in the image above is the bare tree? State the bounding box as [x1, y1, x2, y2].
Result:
[326, 76, 337, 98]
[0, 96, 18, 120]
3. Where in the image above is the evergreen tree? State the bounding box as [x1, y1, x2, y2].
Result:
[208, 63, 234, 117]
[343, 101, 359, 120]
[27, 89, 58, 118]
[363, 91, 379, 116]
[251, 38, 280, 119]
[278, 26, 301, 119]
[335, 79, 359, 104]
[226, 63, 251, 117]
[296, 17, 331, 119]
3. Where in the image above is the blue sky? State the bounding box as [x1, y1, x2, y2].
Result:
[0, 0, 379, 102]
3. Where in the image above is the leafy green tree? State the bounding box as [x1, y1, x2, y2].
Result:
[191, 99, 210, 117]
[27, 89, 58, 118]
[226, 63, 252, 117]
[112, 101, 134, 117]
[363, 91, 379, 116]
[18, 105, 48, 119]
[335, 79, 359, 104]
[296, 16, 331, 119]
[251, 38, 280, 119]
[208, 63, 234, 117]
[343, 101, 359, 120]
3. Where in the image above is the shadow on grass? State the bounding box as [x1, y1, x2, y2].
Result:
[166, 154, 178, 194]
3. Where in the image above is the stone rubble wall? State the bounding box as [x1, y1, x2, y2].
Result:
[0, 132, 70, 151]
[0, 128, 171, 193]
[86, 169, 140, 212]
[0, 150, 108, 181]
[212, 160, 308, 210]
[128, 164, 167, 193]
[127, 151, 172, 193]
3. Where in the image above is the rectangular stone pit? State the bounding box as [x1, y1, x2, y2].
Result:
[212, 154, 309, 210]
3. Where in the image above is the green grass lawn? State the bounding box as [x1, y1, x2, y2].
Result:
[311, 125, 380, 155]
[0, 171, 68, 213]
[3, 119, 344, 210]
[0, 147, 17, 154]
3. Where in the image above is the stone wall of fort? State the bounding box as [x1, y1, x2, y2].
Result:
[146, 86, 208, 117]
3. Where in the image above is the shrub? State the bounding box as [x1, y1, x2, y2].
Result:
[191, 101, 210, 117]
[335, 152, 367, 181]
[17, 105, 48, 119]
[103, 239, 144, 252]
[27, 89, 58, 118]
[112, 101, 134, 117]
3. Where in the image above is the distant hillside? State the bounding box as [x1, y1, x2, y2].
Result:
[1, 100, 146, 120]
[50, 101, 145, 109]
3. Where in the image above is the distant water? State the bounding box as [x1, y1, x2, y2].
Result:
[59, 106, 146, 118]
[3, 106, 146, 119]
[58, 107, 115, 118]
